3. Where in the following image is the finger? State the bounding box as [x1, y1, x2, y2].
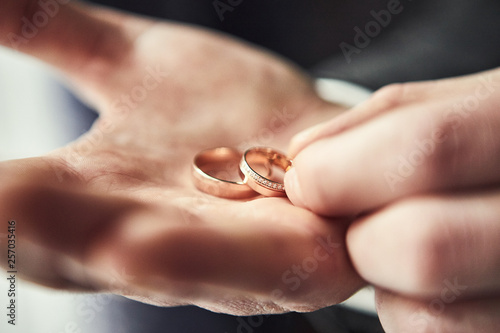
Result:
[347, 190, 500, 298]
[376, 288, 500, 333]
[288, 81, 435, 158]
[288, 71, 495, 158]
[285, 70, 500, 215]
[0, 1, 149, 78]
[85, 197, 365, 314]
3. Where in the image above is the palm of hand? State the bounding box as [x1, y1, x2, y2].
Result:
[1, 18, 362, 314]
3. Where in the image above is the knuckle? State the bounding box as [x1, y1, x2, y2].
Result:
[370, 82, 417, 110]
[417, 114, 463, 187]
[392, 110, 461, 192]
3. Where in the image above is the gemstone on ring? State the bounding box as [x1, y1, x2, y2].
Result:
[239, 147, 292, 197]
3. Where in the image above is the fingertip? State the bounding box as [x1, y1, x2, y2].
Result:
[284, 167, 308, 210]
[286, 140, 339, 216]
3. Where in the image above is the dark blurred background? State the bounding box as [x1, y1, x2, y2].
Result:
[88, 0, 500, 90]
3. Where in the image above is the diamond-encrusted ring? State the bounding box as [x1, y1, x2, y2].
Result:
[240, 147, 292, 197]
[192, 147, 260, 199]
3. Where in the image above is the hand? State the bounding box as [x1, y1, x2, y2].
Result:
[285, 68, 500, 331]
[0, 1, 364, 314]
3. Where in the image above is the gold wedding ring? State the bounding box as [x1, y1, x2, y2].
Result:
[192, 146, 292, 198]
[192, 147, 259, 199]
[239, 147, 292, 197]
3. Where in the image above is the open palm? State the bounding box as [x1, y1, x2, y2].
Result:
[0, 1, 363, 314]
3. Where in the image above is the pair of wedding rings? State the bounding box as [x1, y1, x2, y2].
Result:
[192, 147, 293, 199]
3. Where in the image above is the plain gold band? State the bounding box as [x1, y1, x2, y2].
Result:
[192, 147, 258, 199]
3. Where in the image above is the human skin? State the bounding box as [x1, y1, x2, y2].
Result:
[0, 1, 364, 314]
[286, 68, 500, 332]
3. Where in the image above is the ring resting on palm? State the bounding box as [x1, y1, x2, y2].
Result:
[192, 146, 292, 198]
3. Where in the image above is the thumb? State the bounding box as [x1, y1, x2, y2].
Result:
[0, 0, 146, 77]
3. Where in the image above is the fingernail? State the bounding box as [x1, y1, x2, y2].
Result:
[284, 167, 308, 209]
